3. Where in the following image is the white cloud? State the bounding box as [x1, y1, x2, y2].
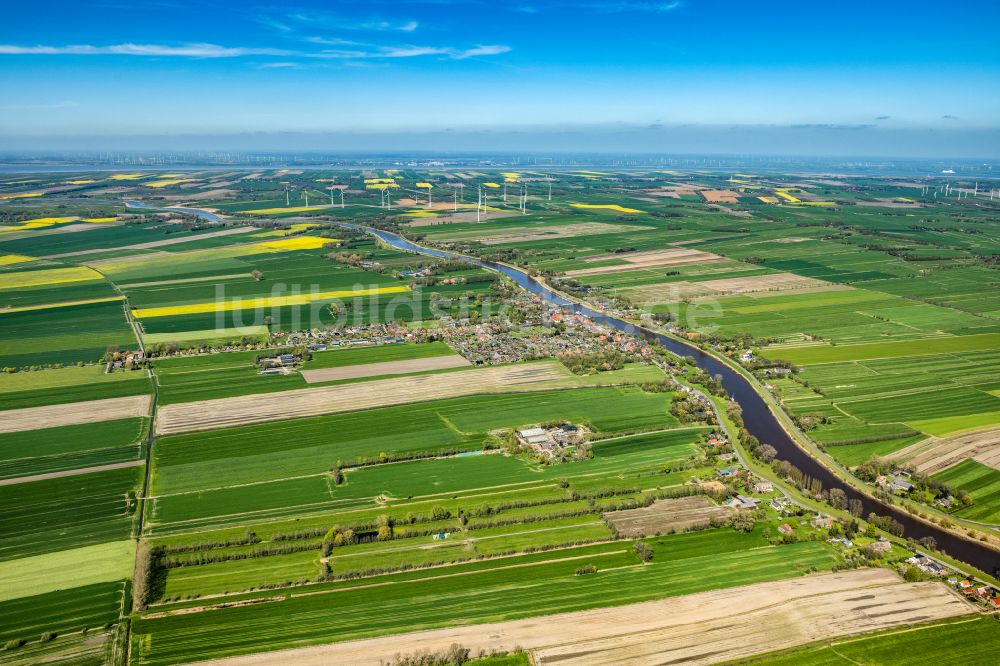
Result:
[453, 45, 512, 59]
[0, 43, 293, 57]
[0, 41, 511, 61]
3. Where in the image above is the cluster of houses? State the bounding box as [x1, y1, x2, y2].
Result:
[107, 350, 144, 371]
[442, 310, 656, 368]
[951, 577, 1000, 608]
[276, 322, 414, 349]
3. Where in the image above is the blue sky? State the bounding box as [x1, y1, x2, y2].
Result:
[1, 1, 999, 155]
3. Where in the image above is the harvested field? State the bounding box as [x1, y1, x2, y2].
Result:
[888, 427, 1000, 474]
[622, 273, 831, 305]
[300, 354, 471, 383]
[700, 189, 740, 203]
[623, 281, 721, 305]
[603, 495, 732, 537]
[566, 248, 724, 276]
[191, 570, 969, 666]
[155, 361, 570, 435]
[0, 395, 151, 434]
[434, 223, 652, 245]
[690, 273, 830, 295]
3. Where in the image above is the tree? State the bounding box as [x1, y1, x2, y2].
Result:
[829, 488, 848, 510]
[848, 498, 863, 517]
[757, 444, 778, 463]
[251, 269, 263, 281]
[731, 511, 756, 533]
[902, 566, 923, 582]
[634, 541, 653, 562]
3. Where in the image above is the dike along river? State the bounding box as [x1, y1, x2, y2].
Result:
[341, 223, 998, 577]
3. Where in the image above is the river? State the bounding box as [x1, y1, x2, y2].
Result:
[124, 200, 223, 222]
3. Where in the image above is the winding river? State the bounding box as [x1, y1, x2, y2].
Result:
[150, 204, 999, 575]
[125, 200, 223, 222]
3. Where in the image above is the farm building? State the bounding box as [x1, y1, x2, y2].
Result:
[727, 494, 761, 510]
[515, 423, 586, 458]
[753, 480, 773, 493]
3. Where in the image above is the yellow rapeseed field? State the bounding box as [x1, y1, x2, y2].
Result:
[65, 179, 97, 185]
[403, 210, 438, 217]
[132, 285, 411, 319]
[482, 182, 501, 188]
[107, 173, 146, 181]
[0, 192, 44, 200]
[0, 266, 103, 290]
[0, 254, 37, 266]
[146, 179, 197, 188]
[252, 223, 317, 237]
[774, 190, 801, 203]
[365, 183, 400, 190]
[0, 217, 76, 233]
[799, 201, 836, 207]
[253, 236, 333, 251]
[757, 196, 780, 204]
[364, 178, 397, 184]
[570, 203, 645, 214]
[416, 182, 433, 188]
[83, 217, 120, 223]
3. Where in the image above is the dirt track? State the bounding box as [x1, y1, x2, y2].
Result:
[156, 361, 567, 435]
[300, 355, 471, 384]
[186, 569, 970, 666]
[0, 394, 151, 434]
[0, 459, 143, 486]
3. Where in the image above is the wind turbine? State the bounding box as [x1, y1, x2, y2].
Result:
[503, 180, 508, 203]
[328, 184, 335, 206]
[521, 183, 527, 214]
[303, 189, 309, 208]
[283, 184, 291, 207]
[548, 179, 553, 201]
[477, 184, 483, 223]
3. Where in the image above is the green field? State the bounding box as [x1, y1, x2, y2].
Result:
[133, 539, 835, 665]
[728, 616, 1000, 665]
[933, 459, 1000, 523]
